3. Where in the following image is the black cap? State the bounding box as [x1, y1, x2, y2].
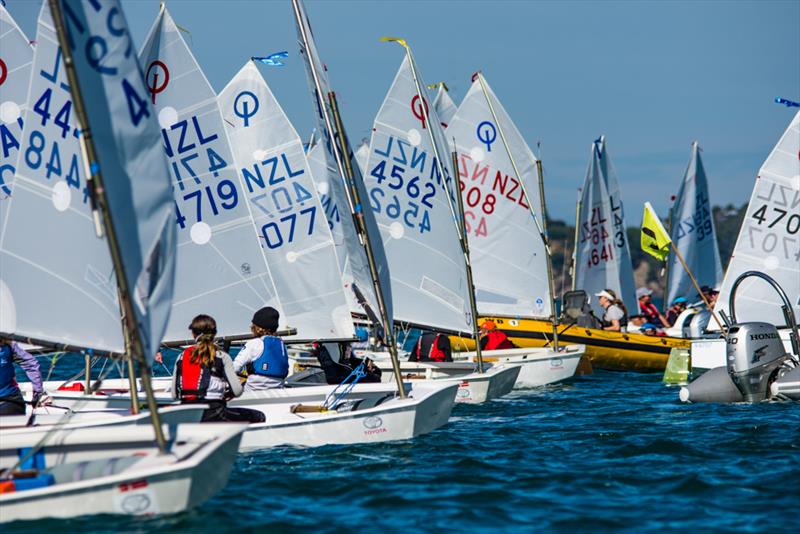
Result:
[252, 306, 279, 331]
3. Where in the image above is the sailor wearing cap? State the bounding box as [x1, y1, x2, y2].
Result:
[595, 289, 628, 332]
[637, 287, 671, 328]
[233, 306, 289, 391]
[666, 297, 689, 325]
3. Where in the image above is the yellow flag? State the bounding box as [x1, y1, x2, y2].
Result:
[641, 201, 672, 260]
[380, 37, 409, 49]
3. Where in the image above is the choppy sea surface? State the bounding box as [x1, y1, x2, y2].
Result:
[7, 362, 800, 532]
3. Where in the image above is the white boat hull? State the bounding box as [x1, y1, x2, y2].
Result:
[19, 382, 458, 449]
[237, 381, 457, 449]
[0, 424, 245, 522]
[291, 352, 520, 403]
[452, 346, 585, 388]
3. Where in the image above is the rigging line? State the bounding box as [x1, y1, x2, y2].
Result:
[7, 359, 121, 475]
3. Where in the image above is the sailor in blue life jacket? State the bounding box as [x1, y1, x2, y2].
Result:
[233, 307, 289, 391]
[172, 315, 266, 423]
[0, 337, 45, 416]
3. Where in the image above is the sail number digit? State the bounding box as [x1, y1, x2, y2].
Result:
[746, 182, 800, 261]
[367, 134, 434, 234]
[580, 204, 625, 269]
[18, 44, 86, 205]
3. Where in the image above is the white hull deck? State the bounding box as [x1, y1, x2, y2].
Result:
[289, 352, 520, 403]
[18, 382, 458, 449]
[0, 423, 245, 522]
[451, 346, 585, 388]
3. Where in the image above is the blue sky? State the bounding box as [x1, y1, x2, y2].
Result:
[7, 0, 799, 223]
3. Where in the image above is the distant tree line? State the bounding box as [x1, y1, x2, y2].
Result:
[547, 203, 747, 298]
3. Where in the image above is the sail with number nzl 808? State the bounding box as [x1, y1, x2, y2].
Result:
[446, 74, 551, 319]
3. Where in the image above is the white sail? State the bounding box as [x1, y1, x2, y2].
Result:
[62, 0, 177, 361]
[355, 139, 369, 175]
[293, 0, 391, 324]
[431, 84, 457, 128]
[574, 136, 637, 314]
[667, 142, 723, 304]
[0, 4, 32, 217]
[1, 1, 175, 358]
[0, 3, 124, 350]
[363, 55, 472, 333]
[218, 61, 354, 340]
[714, 111, 800, 327]
[447, 76, 551, 318]
[139, 7, 277, 340]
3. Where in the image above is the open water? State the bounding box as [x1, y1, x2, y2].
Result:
[6, 365, 800, 532]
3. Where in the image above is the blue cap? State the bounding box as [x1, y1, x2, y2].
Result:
[642, 323, 659, 331]
[672, 297, 688, 304]
[354, 326, 369, 342]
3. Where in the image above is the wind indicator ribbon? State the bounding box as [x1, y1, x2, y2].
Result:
[380, 36, 409, 50]
[775, 97, 800, 108]
[640, 202, 671, 261]
[252, 51, 289, 67]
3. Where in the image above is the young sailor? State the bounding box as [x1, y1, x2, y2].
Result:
[408, 331, 454, 362]
[173, 315, 265, 423]
[233, 307, 289, 391]
[311, 342, 382, 385]
[637, 287, 671, 328]
[596, 289, 629, 332]
[665, 297, 689, 326]
[479, 321, 516, 351]
[0, 338, 44, 416]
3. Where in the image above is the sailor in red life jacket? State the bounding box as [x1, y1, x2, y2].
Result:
[479, 320, 516, 351]
[233, 307, 289, 391]
[637, 287, 671, 328]
[172, 314, 265, 423]
[408, 332, 453, 362]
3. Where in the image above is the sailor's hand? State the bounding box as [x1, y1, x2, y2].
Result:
[31, 391, 50, 408]
[154, 352, 164, 364]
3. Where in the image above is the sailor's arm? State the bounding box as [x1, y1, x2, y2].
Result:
[12, 342, 43, 394]
[221, 352, 243, 397]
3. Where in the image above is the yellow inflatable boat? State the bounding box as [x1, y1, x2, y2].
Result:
[452, 316, 690, 373]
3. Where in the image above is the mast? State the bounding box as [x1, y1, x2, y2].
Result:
[451, 151, 484, 369]
[388, 38, 485, 372]
[49, 0, 166, 451]
[291, 0, 406, 397]
[571, 195, 581, 291]
[474, 73, 559, 351]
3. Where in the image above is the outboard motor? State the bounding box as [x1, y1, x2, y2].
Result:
[724, 322, 786, 402]
[679, 271, 799, 403]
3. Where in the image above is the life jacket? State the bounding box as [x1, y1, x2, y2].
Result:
[249, 336, 289, 379]
[177, 347, 225, 401]
[0, 344, 19, 398]
[483, 330, 515, 350]
[639, 302, 662, 326]
[602, 305, 629, 330]
[413, 334, 447, 362]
